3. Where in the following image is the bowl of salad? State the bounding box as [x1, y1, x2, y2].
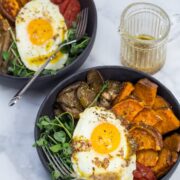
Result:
[34, 66, 180, 180]
[0, 0, 97, 88]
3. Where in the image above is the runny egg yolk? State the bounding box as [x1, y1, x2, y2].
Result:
[27, 18, 53, 45]
[91, 123, 120, 154]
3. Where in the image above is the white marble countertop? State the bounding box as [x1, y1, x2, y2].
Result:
[0, 0, 180, 179]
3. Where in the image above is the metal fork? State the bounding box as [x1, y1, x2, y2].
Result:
[9, 8, 89, 106]
[42, 146, 83, 180]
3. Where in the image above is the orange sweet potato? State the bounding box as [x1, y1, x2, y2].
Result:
[129, 125, 163, 151]
[137, 150, 159, 167]
[133, 78, 158, 107]
[164, 133, 180, 152]
[152, 148, 178, 178]
[134, 108, 162, 126]
[114, 82, 134, 103]
[153, 95, 170, 109]
[112, 98, 143, 122]
[154, 108, 180, 135]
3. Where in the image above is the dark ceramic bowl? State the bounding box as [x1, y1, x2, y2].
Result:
[34, 66, 180, 180]
[0, 0, 97, 88]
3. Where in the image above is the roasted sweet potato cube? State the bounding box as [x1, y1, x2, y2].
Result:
[114, 82, 134, 103]
[133, 78, 158, 107]
[164, 133, 180, 152]
[152, 148, 172, 176]
[134, 108, 162, 126]
[153, 95, 170, 109]
[152, 148, 178, 178]
[154, 108, 180, 135]
[129, 125, 163, 151]
[137, 150, 159, 167]
[112, 98, 143, 122]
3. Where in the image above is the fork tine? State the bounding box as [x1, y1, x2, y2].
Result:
[76, 8, 89, 39]
[78, 8, 88, 38]
[42, 147, 69, 177]
[46, 147, 71, 177]
[53, 153, 74, 175]
[42, 147, 60, 174]
[76, 9, 85, 38]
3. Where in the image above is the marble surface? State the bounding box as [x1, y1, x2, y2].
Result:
[0, 0, 180, 179]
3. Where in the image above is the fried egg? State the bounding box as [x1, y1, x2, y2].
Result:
[15, 0, 68, 71]
[72, 107, 136, 180]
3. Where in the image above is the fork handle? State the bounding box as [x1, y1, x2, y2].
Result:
[8, 39, 77, 106]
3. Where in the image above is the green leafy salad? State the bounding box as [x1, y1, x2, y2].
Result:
[34, 113, 75, 180]
[1, 25, 90, 77]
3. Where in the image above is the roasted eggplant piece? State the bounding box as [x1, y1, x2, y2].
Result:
[77, 82, 96, 108]
[99, 80, 121, 109]
[56, 82, 84, 119]
[87, 69, 104, 93]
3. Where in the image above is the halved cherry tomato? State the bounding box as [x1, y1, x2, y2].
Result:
[133, 162, 157, 180]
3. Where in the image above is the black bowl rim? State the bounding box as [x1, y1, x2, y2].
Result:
[34, 65, 180, 180]
[0, 0, 97, 82]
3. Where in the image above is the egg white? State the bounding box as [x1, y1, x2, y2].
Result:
[72, 107, 136, 180]
[15, 0, 68, 71]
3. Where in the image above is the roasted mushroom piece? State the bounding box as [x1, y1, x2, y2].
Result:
[77, 82, 96, 108]
[99, 80, 121, 109]
[87, 69, 104, 93]
[56, 82, 84, 119]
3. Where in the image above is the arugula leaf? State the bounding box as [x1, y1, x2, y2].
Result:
[70, 37, 90, 56]
[62, 143, 72, 156]
[35, 137, 48, 147]
[35, 112, 75, 179]
[53, 131, 66, 143]
[2, 51, 10, 61]
[51, 169, 61, 180]
[50, 144, 62, 153]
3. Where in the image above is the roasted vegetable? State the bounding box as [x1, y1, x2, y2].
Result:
[112, 98, 143, 122]
[56, 82, 84, 119]
[154, 108, 180, 135]
[99, 80, 121, 109]
[129, 125, 163, 151]
[133, 162, 157, 180]
[152, 148, 178, 178]
[133, 78, 158, 107]
[153, 95, 170, 109]
[0, 15, 11, 73]
[137, 150, 159, 167]
[134, 108, 162, 126]
[0, 0, 20, 22]
[114, 82, 134, 103]
[87, 69, 104, 94]
[77, 82, 96, 108]
[164, 133, 180, 152]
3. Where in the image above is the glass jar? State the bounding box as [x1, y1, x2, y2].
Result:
[120, 2, 171, 74]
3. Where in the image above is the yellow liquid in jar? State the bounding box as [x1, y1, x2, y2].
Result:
[121, 34, 165, 74]
[134, 34, 155, 41]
